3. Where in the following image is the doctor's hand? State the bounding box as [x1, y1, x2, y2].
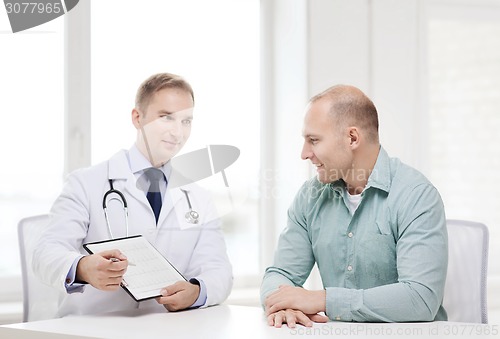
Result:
[156, 281, 200, 312]
[76, 250, 129, 291]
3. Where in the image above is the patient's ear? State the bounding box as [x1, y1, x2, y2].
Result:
[348, 127, 360, 149]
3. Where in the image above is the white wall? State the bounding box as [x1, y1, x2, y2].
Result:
[260, 0, 310, 270]
[308, 0, 424, 168]
[263, 0, 499, 321]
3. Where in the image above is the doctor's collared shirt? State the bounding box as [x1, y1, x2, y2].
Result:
[260, 147, 448, 322]
[65, 145, 207, 308]
[128, 144, 170, 198]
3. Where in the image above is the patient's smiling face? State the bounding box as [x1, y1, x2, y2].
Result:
[300, 98, 353, 184]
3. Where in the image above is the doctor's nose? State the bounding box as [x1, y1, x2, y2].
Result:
[168, 121, 183, 138]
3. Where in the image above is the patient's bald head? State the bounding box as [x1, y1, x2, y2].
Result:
[310, 85, 379, 144]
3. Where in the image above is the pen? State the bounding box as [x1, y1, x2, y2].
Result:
[110, 257, 136, 266]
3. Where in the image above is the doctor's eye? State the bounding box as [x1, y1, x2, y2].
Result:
[160, 114, 174, 121]
[182, 119, 192, 126]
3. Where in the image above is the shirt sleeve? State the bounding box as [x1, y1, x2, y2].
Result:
[65, 256, 86, 294]
[325, 184, 448, 322]
[260, 183, 316, 306]
[189, 278, 207, 308]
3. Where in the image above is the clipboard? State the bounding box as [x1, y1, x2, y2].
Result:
[83, 235, 186, 302]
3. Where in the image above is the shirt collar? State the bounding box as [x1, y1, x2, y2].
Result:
[128, 144, 172, 180]
[329, 146, 392, 194]
[364, 146, 391, 193]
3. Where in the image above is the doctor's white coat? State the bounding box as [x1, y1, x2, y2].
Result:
[32, 150, 233, 317]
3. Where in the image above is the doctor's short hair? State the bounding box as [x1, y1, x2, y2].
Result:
[135, 73, 195, 113]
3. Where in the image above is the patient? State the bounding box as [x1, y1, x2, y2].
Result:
[261, 84, 448, 327]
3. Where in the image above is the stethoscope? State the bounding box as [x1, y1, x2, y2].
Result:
[102, 179, 200, 239]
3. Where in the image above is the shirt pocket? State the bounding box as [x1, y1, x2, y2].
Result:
[357, 233, 398, 286]
[375, 216, 392, 235]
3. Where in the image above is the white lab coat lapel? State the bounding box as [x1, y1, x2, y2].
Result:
[157, 187, 184, 227]
[107, 151, 151, 210]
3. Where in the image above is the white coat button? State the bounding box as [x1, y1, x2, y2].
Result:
[347, 265, 353, 271]
[347, 232, 353, 238]
[335, 316, 341, 320]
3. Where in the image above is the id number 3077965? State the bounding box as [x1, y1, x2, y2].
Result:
[5, 2, 62, 14]
[441, 324, 498, 336]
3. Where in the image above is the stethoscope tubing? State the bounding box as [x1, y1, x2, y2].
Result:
[102, 178, 200, 239]
[102, 179, 130, 239]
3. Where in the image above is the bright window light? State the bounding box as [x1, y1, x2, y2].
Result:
[90, 0, 260, 279]
[0, 14, 64, 277]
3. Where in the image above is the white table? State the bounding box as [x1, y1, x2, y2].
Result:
[0, 305, 498, 339]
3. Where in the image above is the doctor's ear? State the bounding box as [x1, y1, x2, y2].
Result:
[132, 108, 142, 129]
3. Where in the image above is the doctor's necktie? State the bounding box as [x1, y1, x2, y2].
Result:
[145, 168, 164, 224]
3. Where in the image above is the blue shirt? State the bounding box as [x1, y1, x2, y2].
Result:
[65, 145, 207, 308]
[261, 147, 448, 322]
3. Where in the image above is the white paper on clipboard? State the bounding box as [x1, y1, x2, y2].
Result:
[83, 235, 186, 301]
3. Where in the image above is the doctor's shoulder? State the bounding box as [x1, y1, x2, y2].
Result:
[60, 157, 112, 196]
[63, 149, 128, 184]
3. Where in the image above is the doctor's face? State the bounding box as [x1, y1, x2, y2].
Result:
[134, 88, 194, 167]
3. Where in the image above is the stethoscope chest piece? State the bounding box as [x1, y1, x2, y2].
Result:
[185, 210, 200, 224]
[181, 189, 200, 224]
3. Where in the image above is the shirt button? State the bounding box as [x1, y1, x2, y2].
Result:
[347, 265, 353, 271]
[347, 232, 353, 238]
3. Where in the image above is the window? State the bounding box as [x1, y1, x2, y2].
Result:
[0, 12, 64, 295]
[90, 0, 260, 283]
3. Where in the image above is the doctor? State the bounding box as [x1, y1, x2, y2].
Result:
[33, 72, 233, 317]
